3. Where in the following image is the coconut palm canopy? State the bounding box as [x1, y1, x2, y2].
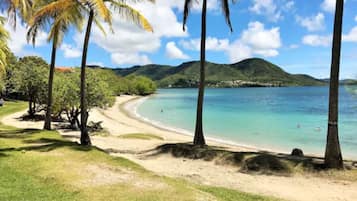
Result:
[0, 0, 33, 28]
[183, 0, 236, 32]
[0, 16, 9, 74]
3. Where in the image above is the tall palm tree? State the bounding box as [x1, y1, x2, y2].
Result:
[27, 0, 84, 130]
[79, 0, 153, 145]
[183, 0, 234, 146]
[1, 0, 33, 29]
[0, 16, 10, 74]
[324, 0, 344, 169]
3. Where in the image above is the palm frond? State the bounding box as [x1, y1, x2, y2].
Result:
[28, 0, 84, 47]
[84, 0, 111, 23]
[108, 0, 153, 32]
[220, 0, 233, 32]
[0, 17, 9, 73]
[183, 0, 193, 31]
[94, 17, 108, 35]
[6, 0, 33, 29]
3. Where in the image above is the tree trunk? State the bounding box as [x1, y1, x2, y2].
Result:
[80, 9, 94, 146]
[43, 41, 57, 130]
[28, 99, 33, 117]
[193, 0, 207, 146]
[324, 0, 344, 169]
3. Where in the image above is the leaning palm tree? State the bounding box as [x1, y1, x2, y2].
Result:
[324, 0, 344, 169]
[27, 0, 84, 130]
[78, 0, 153, 145]
[0, 0, 33, 29]
[183, 0, 234, 146]
[0, 16, 10, 74]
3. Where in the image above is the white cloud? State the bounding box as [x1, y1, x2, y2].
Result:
[158, 0, 218, 12]
[321, 0, 336, 13]
[4, 21, 47, 56]
[282, 1, 295, 11]
[241, 21, 281, 50]
[355, 16, 357, 22]
[296, 13, 325, 32]
[226, 41, 252, 63]
[249, 0, 281, 22]
[88, 62, 104, 67]
[85, 0, 188, 66]
[180, 21, 282, 63]
[288, 44, 299, 49]
[343, 27, 357, 42]
[228, 21, 281, 61]
[302, 35, 331, 47]
[111, 52, 151, 65]
[60, 43, 81, 58]
[165, 42, 189, 59]
[191, 0, 219, 12]
[180, 37, 229, 51]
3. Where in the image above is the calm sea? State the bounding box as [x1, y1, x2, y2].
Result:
[136, 87, 357, 159]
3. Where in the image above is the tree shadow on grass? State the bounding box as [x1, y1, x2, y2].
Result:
[20, 138, 96, 152]
[0, 128, 106, 155]
[145, 143, 356, 176]
[0, 152, 8, 157]
[0, 128, 40, 139]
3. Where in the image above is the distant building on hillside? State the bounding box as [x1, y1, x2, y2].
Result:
[55, 67, 74, 73]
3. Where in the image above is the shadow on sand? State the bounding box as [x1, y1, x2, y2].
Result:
[141, 143, 357, 176]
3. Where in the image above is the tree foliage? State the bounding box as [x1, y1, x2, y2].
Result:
[127, 75, 156, 95]
[52, 68, 115, 129]
[10, 56, 48, 116]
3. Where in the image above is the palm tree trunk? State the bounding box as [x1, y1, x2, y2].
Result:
[80, 9, 94, 146]
[193, 0, 207, 146]
[324, 0, 344, 169]
[43, 41, 56, 130]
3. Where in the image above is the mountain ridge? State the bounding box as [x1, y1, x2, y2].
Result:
[90, 58, 327, 88]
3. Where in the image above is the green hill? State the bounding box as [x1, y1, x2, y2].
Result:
[113, 58, 326, 88]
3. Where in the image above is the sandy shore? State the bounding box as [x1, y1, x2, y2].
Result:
[2, 95, 357, 201]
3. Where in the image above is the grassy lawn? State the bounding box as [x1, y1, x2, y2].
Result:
[0, 101, 281, 201]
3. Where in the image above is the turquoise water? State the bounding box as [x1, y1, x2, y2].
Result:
[136, 87, 357, 159]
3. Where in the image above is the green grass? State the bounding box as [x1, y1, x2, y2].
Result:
[0, 101, 282, 201]
[0, 100, 27, 118]
[198, 186, 282, 201]
[118, 133, 164, 140]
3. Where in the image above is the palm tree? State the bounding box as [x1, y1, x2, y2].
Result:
[0, 16, 10, 74]
[1, 0, 33, 29]
[324, 0, 344, 169]
[79, 0, 153, 145]
[183, 0, 234, 146]
[27, 0, 84, 130]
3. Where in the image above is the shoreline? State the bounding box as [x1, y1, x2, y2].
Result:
[122, 95, 273, 152]
[2, 96, 357, 201]
[123, 95, 357, 161]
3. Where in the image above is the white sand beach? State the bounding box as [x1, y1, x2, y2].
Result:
[2, 95, 357, 201]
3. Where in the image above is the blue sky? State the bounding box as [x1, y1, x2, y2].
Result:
[3, 0, 357, 78]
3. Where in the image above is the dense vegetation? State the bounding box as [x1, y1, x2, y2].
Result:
[0, 55, 156, 125]
[114, 58, 326, 88]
